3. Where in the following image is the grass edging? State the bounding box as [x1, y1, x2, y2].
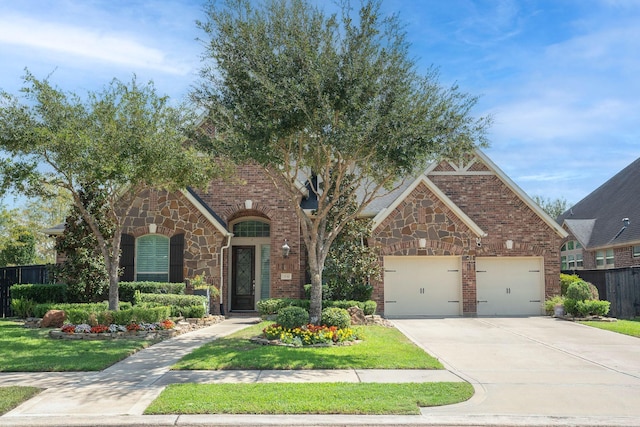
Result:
[145, 382, 474, 415]
[579, 318, 640, 338]
[173, 322, 443, 370]
[0, 386, 41, 415]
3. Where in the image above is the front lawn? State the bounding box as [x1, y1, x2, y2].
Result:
[0, 319, 152, 371]
[145, 382, 473, 415]
[0, 386, 41, 415]
[579, 318, 640, 338]
[173, 322, 443, 370]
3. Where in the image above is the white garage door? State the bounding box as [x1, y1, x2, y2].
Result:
[384, 256, 461, 317]
[476, 257, 544, 316]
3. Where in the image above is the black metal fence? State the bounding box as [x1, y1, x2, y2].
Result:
[0, 265, 51, 318]
[565, 267, 640, 319]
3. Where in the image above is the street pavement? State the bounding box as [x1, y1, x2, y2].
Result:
[1, 316, 639, 426]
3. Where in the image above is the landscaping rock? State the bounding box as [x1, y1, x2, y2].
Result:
[41, 310, 66, 328]
[348, 306, 366, 325]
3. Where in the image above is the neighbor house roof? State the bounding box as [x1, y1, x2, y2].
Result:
[557, 156, 640, 249]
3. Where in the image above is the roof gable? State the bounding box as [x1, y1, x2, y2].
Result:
[371, 175, 487, 237]
[558, 157, 640, 248]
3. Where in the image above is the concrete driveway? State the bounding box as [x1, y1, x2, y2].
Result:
[393, 317, 640, 425]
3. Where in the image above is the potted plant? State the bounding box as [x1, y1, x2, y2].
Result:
[191, 273, 220, 315]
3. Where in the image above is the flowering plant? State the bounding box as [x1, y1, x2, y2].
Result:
[262, 323, 357, 346]
[61, 324, 75, 333]
[90, 325, 109, 334]
[74, 324, 91, 333]
[60, 320, 176, 334]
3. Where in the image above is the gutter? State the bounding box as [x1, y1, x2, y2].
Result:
[219, 233, 233, 315]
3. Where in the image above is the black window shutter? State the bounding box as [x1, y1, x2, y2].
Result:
[119, 234, 135, 282]
[170, 234, 184, 283]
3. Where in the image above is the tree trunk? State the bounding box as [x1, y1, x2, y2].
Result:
[107, 259, 120, 311]
[308, 269, 323, 325]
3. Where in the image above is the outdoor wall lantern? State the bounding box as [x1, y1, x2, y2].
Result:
[148, 223, 157, 234]
[418, 238, 427, 249]
[505, 239, 514, 250]
[282, 239, 291, 258]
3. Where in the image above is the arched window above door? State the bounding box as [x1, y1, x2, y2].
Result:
[233, 220, 270, 237]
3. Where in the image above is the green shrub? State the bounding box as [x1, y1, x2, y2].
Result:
[575, 300, 610, 317]
[118, 282, 185, 302]
[363, 300, 377, 315]
[321, 307, 351, 329]
[178, 304, 206, 318]
[560, 273, 581, 296]
[565, 280, 592, 301]
[563, 298, 579, 316]
[112, 309, 134, 325]
[257, 298, 290, 316]
[138, 293, 206, 307]
[131, 306, 172, 323]
[544, 295, 565, 316]
[587, 282, 599, 300]
[65, 280, 108, 303]
[10, 284, 67, 303]
[10, 298, 36, 318]
[276, 306, 309, 329]
[325, 281, 374, 302]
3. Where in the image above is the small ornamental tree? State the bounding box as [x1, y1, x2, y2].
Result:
[0, 72, 227, 310]
[54, 184, 111, 302]
[195, 0, 490, 323]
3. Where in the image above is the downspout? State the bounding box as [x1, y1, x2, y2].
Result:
[219, 233, 233, 315]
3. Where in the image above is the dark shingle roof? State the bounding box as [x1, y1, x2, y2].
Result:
[557, 157, 640, 248]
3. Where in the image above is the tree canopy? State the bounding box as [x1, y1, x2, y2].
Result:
[195, 0, 491, 322]
[0, 72, 226, 309]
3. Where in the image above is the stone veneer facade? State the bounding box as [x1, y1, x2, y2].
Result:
[121, 164, 306, 311]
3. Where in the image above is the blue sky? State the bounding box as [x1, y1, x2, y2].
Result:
[1, 0, 639, 209]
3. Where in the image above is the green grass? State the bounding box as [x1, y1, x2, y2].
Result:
[0, 319, 152, 371]
[0, 386, 41, 414]
[173, 322, 443, 370]
[579, 317, 640, 338]
[145, 382, 473, 415]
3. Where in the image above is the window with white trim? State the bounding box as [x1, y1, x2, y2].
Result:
[595, 249, 614, 269]
[561, 240, 583, 270]
[136, 234, 169, 281]
[633, 245, 640, 258]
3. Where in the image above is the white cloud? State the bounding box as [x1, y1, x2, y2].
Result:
[0, 15, 190, 75]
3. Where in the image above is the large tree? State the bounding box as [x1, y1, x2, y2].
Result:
[0, 72, 225, 310]
[195, 0, 490, 323]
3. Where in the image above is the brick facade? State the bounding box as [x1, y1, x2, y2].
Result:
[371, 159, 563, 316]
[116, 153, 563, 316]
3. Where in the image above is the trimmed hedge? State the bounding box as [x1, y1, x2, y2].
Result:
[321, 307, 351, 328]
[137, 293, 207, 318]
[10, 284, 67, 303]
[118, 282, 185, 302]
[257, 298, 377, 317]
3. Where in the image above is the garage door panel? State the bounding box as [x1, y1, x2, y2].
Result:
[476, 257, 544, 316]
[384, 256, 461, 317]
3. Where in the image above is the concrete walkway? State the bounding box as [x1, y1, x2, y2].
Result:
[2, 316, 639, 426]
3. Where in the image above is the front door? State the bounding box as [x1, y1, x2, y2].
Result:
[232, 246, 255, 310]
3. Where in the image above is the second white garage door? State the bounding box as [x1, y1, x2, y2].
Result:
[476, 257, 545, 316]
[384, 256, 461, 317]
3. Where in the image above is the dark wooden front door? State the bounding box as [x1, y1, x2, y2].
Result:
[232, 246, 255, 310]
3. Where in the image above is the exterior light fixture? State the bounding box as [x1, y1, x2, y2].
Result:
[282, 239, 291, 258]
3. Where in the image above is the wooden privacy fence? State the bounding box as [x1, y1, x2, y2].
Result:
[567, 267, 640, 319]
[0, 265, 51, 318]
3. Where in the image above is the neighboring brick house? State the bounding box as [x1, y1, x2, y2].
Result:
[104, 149, 566, 317]
[557, 156, 640, 271]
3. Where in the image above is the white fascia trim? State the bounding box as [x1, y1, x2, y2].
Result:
[474, 149, 569, 239]
[371, 175, 487, 238]
[180, 189, 231, 237]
